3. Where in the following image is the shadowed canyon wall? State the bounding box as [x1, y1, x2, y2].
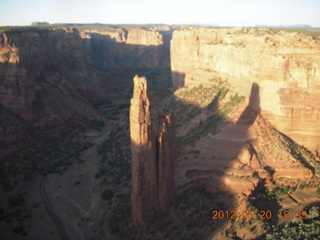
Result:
[0, 26, 172, 152]
[0, 27, 172, 125]
[2, 25, 319, 157]
[171, 27, 320, 153]
[0, 28, 105, 121]
[81, 28, 171, 70]
[0, 28, 111, 151]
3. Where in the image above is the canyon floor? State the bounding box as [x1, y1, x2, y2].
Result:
[1, 25, 320, 240]
[1, 77, 319, 240]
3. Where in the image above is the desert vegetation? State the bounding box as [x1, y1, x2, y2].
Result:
[1, 24, 320, 240]
[266, 206, 320, 239]
[150, 78, 245, 149]
[42, 141, 93, 174]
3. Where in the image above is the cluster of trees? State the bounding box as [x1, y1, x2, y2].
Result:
[42, 141, 92, 173]
[8, 194, 24, 206]
[266, 206, 320, 240]
[257, 185, 297, 200]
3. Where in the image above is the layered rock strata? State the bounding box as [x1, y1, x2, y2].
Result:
[0, 28, 111, 152]
[81, 28, 171, 69]
[157, 113, 176, 210]
[170, 27, 320, 153]
[130, 76, 159, 223]
[130, 76, 175, 225]
[0, 28, 104, 122]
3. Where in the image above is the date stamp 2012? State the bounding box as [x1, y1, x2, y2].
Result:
[212, 210, 308, 220]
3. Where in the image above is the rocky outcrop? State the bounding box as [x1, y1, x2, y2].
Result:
[81, 28, 170, 69]
[0, 26, 172, 129]
[170, 27, 320, 153]
[0, 103, 28, 153]
[0, 28, 105, 123]
[0, 27, 114, 154]
[157, 113, 175, 210]
[0, 26, 173, 153]
[130, 76, 159, 224]
[130, 76, 175, 225]
[0, 32, 30, 119]
[171, 27, 320, 88]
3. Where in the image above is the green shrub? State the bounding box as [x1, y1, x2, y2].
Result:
[9, 194, 24, 206]
[74, 180, 80, 186]
[98, 165, 107, 176]
[13, 225, 24, 234]
[111, 225, 120, 234]
[101, 155, 107, 163]
[117, 103, 130, 110]
[42, 141, 92, 173]
[89, 119, 105, 131]
[101, 189, 113, 200]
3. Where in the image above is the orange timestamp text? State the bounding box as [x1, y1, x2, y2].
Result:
[212, 210, 308, 220]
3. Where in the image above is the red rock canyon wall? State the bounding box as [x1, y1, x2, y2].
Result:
[171, 27, 320, 153]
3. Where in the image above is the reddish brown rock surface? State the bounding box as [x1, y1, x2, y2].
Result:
[130, 76, 159, 224]
[0, 26, 173, 154]
[157, 113, 175, 210]
[171, 27, 320, 153]
[81, 28, 170, 69]
[0, 28, 106, 122]
[130, 76, 176, 225]
[0, 28, 110, 152]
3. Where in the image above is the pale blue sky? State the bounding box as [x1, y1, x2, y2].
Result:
[0, 0, 319, 27]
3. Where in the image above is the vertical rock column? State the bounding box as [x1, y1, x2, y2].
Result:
[157, 113, 176, 210]
[130, 75, 159, 225]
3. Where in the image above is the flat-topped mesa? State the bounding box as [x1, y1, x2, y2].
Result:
[130, 76, 176, 226]
[157, 113, 176, 210]
[130, 75, 159, 225]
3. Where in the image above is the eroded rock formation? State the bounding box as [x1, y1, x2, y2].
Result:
[0, 26, 173, 153]
[130, 76, 175, 225]
[0, 28, 111, 152]
[170, 27, 320, 153]
[0, 28, 105, 122]
[157, 113, 175, 210]
[81, 28, 171, 69]
[130, 76, 159, 224]
[1, 29, 74, 119]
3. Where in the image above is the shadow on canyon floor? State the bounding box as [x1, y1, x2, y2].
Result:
[122, 81, 262, 239]
[81, 30, 175, 104]
[0, 28, 267, 240]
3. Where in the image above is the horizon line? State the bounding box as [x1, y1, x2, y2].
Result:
[1, 23, 320, 29]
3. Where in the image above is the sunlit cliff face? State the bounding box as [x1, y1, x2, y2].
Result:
[130, 75, 176, 225]
[170, 27, 320, 153]
[81, 28, 163, 46]
[0, 36, 20, 64]
[130, 76, 152, 147]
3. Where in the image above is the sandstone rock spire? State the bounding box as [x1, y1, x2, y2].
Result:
[130, 75, 159, 225]
[157, 113, 176, 210]
[130, 76, 176, 225]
